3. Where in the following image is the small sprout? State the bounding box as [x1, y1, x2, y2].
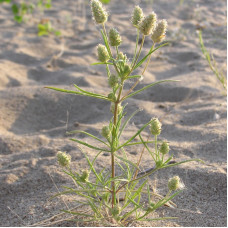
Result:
[57, 151, 71, 167]
[151, 19, 168, 44]
[168, 176, 183, 191]
[110, 103, 122, 115]
[109, 28, 122, 46]
[139, 12, 157, 36]
[150, 118, 162, 136]
[101, 126, 111, 139]
[108, 74, 119, 87]
[80, 170, 90, 182]
[97, 44, 109, 62]
[91, 0, 108, 24]
[131, 5, 144, 27]
[159, 141, 169, 155]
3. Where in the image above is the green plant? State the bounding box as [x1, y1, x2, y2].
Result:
[37, 20, 61, 36]
[46, 0, 202, 226]
[198, 30, 227, 94]
[0, 0, 52, 23]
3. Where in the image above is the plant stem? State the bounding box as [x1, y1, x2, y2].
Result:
[120, 43, 155, 103]
[131, 28, 140, 68]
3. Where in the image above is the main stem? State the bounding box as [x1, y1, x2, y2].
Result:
[111, 84, 123, 208]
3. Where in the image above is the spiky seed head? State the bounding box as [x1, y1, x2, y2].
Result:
[91, 0, 108, 24]
[80, 170, 90, 182]
[168, 176, 181, 191]
[159, 141, 169, 155]
[139, 12, 157, 36]
[150, 118, 162, 136]
[109, 28, 122, 46]
[108, 74, 119, 88]
[118, 52, 127, 62]
[131, 5, 144, 27]
[151, 19, 168, 43]
[97, 44, 109, 62]
[57, 151, 71, 167]
[101, 126, 111, 139]
[121, 63, 131, 80]
[110, 103, 122, 115]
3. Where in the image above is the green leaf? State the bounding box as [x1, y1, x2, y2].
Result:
[114, 153, 138, 169]
[62, 210, 93, 217]
[123, 80, 179, 101]
[127, 75, 142, 79]
[73, 84, 109, 100]
[100, 0, 110, 4]
[138, 217, 178, 221]
[54, 30, 61, 36]
[67, 130, 109, 147]
[162, 158, 204, 169]
[118, 109, 141, 139]
[14, 15, 23, 23]
[117, 119, 153, 150]
[91, 62, 113, 65]
[11, 4, 19, 14]
[45, 86, 110, 101]
[133, 42, 169, 70]
[70, 138, 110, 152]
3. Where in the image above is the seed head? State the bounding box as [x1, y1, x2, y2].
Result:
[131, 5, 144, 27]
[156, 160, 163, 168]
[118, 52, 127, 62]
[150, 118, 162, 136]
[91, 0, 108, 24]
[168, 176, 183, 191]
[121, 63, 131, 80]
[80, 170, 90, 182]
[139, 12, 157, 36]
[101, 126, 111, 139]
[151, 19, 168, 43]
[159, 141, 169, 155]
[97, 44, 109, 62]
[109, 28, 122, 46]
[108, 92, 116, 102]
[57, 151, 71, 167]
[108, 74, 119, 88]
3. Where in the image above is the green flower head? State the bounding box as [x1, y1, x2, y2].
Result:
[139, 12, 157, 36]
[109, 28, 122, 46]
[108, 74, 119, 88]
[131, 5, 144, 27]
[91, 0, 108, 24]
[159, 141, 169, 155]
[151, 19, 168, 43]
[57, 151, 71, 167]
[101, 126, 111, 139]
[168, 176, 183, 191]
[80, 170, 90, 182]
[97, 44, 109, 62]
[150, 118, 162, 136]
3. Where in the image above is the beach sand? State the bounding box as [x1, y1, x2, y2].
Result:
[0, 0, 227, 226]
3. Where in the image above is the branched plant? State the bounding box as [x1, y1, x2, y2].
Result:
[198, 30, 227, 95]
[46, 0, 202, 226]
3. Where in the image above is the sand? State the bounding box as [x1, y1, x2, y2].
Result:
[0, 0, 227, 226]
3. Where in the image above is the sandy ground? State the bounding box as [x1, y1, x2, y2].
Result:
[0, 0, 227, 226]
